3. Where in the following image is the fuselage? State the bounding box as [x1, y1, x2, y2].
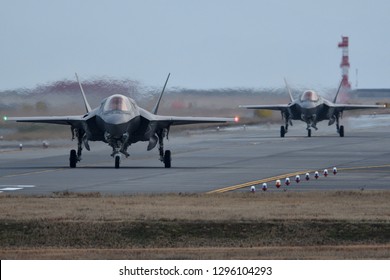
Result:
[94, 94, 142, 143]
[289, 90, 329, 125]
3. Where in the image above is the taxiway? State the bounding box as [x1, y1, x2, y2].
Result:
[1, 115, 390, 195]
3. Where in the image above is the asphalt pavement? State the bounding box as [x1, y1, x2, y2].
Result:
[1, 116, 390, 195]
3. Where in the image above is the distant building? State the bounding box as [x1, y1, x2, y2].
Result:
[349, 88, 390, 104]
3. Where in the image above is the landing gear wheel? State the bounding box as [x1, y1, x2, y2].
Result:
[280, 126, 285, 138]
[164, 150, 171, 168]
[69, 149, 77, 168]
[339, 125, 344, 137]
[308, 129, 312, 137]
[115, 155, 120, 169]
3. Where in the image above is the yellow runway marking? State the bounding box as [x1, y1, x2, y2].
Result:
[208, 164, 390, 194]
[207, 170, 313, 194]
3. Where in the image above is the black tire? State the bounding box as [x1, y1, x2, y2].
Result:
[164, 150, 171, 168]
[280, 126, 285, 138]
[308, 129, 312, 137]
[339, 125, 344, 137]
[115, 155, 120, 169]
[69, 149, 77, 168]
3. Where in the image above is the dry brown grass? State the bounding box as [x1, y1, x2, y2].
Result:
[0, 191, 389, 259]
[0, 191, 389, 222]
[2, 245, 390, 260]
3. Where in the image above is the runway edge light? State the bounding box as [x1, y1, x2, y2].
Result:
[323, 169, 329, 177]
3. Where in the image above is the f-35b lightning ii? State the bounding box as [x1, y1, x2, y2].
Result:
[8, 74, 236, 168]
[240, 80, 385, 137]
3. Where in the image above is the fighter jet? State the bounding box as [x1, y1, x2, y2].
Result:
[8, 74, 236, 168]
[240, 80, 385, 137]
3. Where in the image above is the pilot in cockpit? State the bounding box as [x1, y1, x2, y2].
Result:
[300, 90, 319, 102]
[104, 95, 131, 112]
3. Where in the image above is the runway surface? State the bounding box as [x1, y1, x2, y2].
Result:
[1, 115, 390, 195]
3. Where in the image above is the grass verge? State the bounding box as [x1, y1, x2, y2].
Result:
[0, 191, 389, 259]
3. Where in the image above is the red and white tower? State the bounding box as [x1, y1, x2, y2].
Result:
[338, 36, 351, 89]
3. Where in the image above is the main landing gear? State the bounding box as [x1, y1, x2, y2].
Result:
[332, 114, 344, 137]
[69, 146, 83, 168]
[280, 126, 286, 137]
[69, 149, 78, 168]
[335, 116, 344, 137]
[158, 130, 171, 168]
[280, 122, 289, 138]
[280, 117, 292, 138]
[68, 129, 174, 169]
[163, 150, 171, 168]
[69, 128, 85, 168]
[337, 124, 344, 137]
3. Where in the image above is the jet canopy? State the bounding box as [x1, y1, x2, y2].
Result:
[300, 90, 319, 102]
[103, 95, 135, 112]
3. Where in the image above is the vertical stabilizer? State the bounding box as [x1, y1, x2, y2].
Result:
[333, 79, 343, 103]
[284, 78, 294, 102]
[152, 73, 170, 114]
[75, 73, 92, 113]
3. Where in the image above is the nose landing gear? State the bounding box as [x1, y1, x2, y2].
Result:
[163, 150, 171, 168]
[69, 149, 78, 168]
[114, 154, 121, 169]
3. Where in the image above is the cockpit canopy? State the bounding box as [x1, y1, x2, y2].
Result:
[103, 95, 135, 112]
[300, 90, 319, 102]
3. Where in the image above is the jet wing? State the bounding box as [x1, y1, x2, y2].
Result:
[7, 115, 87, 128]
[239, 105, 290, 111]
[139, 109, 235, 127]
[332, 104, 385, 111]
[239, 103, 294, 114]
[152, 115, 236, 126]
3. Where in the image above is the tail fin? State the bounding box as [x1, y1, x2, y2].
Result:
[152, 73, 170, 114]
[333, 79, 343, 103]
[284, 78, 294, 102]
[75, 73, 92, 113]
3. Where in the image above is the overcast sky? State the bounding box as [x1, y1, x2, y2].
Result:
[1, 0, 389, 90]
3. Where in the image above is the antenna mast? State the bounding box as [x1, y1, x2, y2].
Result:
[338, 36, 351, 90]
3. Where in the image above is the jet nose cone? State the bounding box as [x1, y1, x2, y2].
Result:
[103, 113, 132, 125]
[102, 114, 132, 138]
[101, 114, 141, 139]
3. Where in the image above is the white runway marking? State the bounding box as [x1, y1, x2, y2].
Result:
[0, 185, 36, 192]
[0, 187, 23, 191]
